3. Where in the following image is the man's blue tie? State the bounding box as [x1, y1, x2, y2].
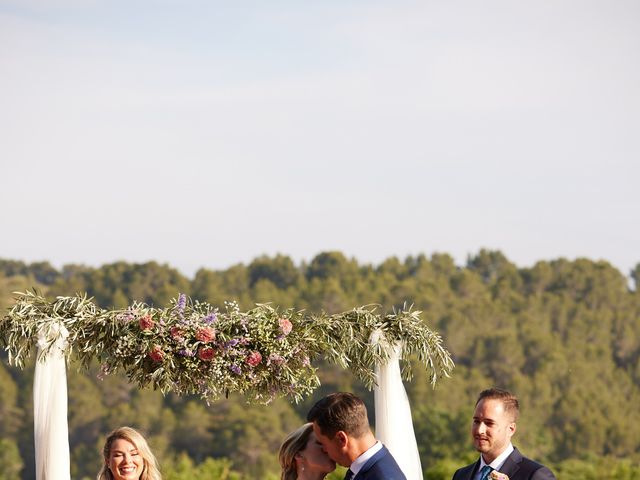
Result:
[344, 469, 354, 480]
[479, 465, 494, 480]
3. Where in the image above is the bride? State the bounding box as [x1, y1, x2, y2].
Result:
[279, 423, 336, 480]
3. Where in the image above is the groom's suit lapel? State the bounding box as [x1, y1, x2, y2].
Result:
[498, 448, 523, 479]
[465, 460, 481, 480]
[355, 446, 387, 478]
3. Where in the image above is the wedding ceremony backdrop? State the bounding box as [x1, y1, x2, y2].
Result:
[1, 251, 640, 479]
[1, 289, 453, 480]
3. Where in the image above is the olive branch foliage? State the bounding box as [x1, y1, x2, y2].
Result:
[1, 290, 454, 404]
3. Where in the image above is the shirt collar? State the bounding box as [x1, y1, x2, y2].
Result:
[479, 443, 514, 472]
[350, 441, 383, 475]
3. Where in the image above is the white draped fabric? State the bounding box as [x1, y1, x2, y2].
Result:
[373, 334, 424, 480]
[34, 322, 71, 480]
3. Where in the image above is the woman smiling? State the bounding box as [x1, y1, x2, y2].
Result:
[97, 427, 162, 480]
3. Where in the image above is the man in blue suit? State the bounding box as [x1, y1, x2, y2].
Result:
[452, 388, 556, 480]
[307, 392, 406, 480]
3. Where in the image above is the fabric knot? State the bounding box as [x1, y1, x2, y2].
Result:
[344, 469, 355, 480]
[37, 321, 70, 351]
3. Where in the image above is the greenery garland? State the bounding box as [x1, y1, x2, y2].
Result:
[1, 291, 454, 404]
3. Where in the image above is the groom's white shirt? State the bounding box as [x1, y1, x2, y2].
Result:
[474, 443, 514, 480]
[349, 441, 383, 476]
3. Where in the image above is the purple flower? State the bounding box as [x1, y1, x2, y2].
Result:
[175, 293, 187, 320]
[226, 339, 240, 348]
[204, 312, 217, 324]
[178, 349, 195, 357]
[229, 365, 241, 375]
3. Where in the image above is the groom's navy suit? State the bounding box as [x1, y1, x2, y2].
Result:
[354, 445, 406, 480]
[452, 447, 556, 480]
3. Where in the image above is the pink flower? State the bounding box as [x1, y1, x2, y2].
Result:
[196, 326, 216, 343]
[139, 315, 155, 331]
[97, 363, 111, 381]
[245, 351, 262, 367]
[148, 345, 164, 362]
[198, 346, 216, 361]
[278, 318, 293, 335]
[170, 326, 185, 342]
[489, 472, 510, 480]
[268, 353, 284, 366]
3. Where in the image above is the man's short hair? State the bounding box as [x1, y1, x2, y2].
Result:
[476, 388, 519, 421]
[307, 392, 370, 438]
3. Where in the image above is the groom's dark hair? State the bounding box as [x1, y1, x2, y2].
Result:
[307, 392, 370, 438]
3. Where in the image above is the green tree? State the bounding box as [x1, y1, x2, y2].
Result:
[248, 254, 301, 290]
[67, 371, 106, 479]
[173, 401, 213, 462]
[207, 398, 300, 478]
[0, 438, 23, 480]
[163, 453, 243, 480]
[631, 263, 640, 292]
[191, 269, 226, 305]
[412, 406, 470, 463]
[306, 251, 360, 293]
[0, 362, 22, 437]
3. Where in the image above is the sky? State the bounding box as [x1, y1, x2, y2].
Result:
[1, 0, 639, 278]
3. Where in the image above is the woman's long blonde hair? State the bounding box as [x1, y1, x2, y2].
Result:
[279, 423, 314, 480]
[97, 426, 162, 480]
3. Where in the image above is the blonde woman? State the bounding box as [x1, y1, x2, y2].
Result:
[279, 423, 336, 480]
[97, 426, 162, 480]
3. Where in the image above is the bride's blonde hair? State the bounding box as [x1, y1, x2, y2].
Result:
[279, 423, 314, 480]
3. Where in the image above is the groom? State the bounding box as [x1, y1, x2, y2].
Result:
[307, 392, 406, 480]
[453, 388, 556, 480]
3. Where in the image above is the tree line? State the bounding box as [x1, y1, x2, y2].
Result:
[1, 251, 639, 479]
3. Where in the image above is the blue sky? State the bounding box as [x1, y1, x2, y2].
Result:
[1, 0, 639, 278]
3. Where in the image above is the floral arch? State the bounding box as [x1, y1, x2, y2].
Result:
[1, 290, 454, 479]
[2, 291, 453, 403]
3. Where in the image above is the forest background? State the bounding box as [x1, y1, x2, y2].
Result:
[1, 250, 639, 480]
